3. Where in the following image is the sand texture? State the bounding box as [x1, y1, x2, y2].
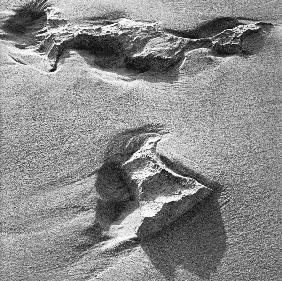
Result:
[1, 1, 281, 281]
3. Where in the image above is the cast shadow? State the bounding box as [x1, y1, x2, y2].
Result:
[78, 124, 168, 249]
[72, 49, 180, 84]
[75, 197, 131, 253]
[92, 124, 167, 225]
[140, 164, 227, 280]
[78, 124, 227, 273]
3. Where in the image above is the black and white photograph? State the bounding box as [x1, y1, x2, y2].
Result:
[1, 1, 281, 280]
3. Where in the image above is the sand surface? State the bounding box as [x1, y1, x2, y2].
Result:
[1, 1, 281, 281]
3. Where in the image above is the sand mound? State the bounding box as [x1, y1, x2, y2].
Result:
[39, 11, 273, 72]
[92, 127, 212, 250]
[1, 5, 273, 73]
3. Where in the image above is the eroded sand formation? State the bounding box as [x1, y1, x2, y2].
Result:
[94, 128, 211, 247]
[1, 4, 273, 72]
[42, 9, 273, 71]
[122, 133, 211, 238]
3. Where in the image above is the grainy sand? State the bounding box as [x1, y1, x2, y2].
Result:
[1, 1, 281, 281]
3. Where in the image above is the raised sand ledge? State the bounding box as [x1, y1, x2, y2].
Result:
[94, 129, 212, 245]
[2, 5, 273, 72]
[40, 8, 273, 71]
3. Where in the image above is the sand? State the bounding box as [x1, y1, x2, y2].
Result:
[1, 1, 281, 281]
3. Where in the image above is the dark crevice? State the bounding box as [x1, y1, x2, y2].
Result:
[48, 34, 126, 72]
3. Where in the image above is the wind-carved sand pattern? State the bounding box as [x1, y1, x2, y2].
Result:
[41, 10, 273, 72]
[0, 1, 274, 250]
[93, 125, 212, 251]
[1, 2, 273, 74]
[1, 2, 280, 280]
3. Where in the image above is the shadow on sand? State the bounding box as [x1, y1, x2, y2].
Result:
[74, 49, 181, 84]
[140, 171, 226, 280]
[78, 125, 227, 279]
